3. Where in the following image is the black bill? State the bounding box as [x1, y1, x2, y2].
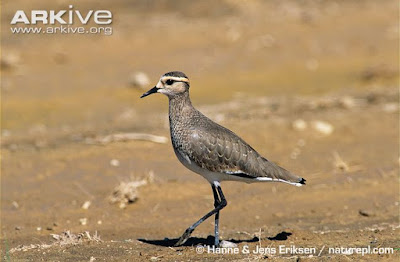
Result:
[140, 86, 159, 98]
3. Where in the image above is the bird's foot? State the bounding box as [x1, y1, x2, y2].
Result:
[214, 237, 220, 247]
[174, 227, 194, 246]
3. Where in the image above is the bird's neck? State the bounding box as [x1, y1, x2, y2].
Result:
[168, 91, 194, 122]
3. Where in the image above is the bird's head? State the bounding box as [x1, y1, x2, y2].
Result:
[140, 71, 190, 98]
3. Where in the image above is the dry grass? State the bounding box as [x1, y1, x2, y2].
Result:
[9, 231, 101, 254]
[109, 172, 154, 209]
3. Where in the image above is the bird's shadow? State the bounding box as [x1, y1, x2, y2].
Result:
[267, 231, 292, 241]
[138, 231, 292, 247]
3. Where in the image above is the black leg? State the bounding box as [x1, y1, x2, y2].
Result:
[212, 185, 221, 247]
[174, 182, 227, 247]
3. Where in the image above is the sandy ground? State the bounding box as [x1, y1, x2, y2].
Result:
[1, 0, 399, 261]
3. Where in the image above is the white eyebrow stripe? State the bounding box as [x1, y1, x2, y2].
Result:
[161, 76, 189, 83]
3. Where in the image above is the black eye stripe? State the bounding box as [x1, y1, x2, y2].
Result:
[166, 79, 174, 85]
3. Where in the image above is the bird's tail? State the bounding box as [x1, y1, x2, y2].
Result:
[256, 158, 306, 187]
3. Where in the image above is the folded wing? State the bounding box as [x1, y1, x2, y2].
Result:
[185, 123, 305, 185]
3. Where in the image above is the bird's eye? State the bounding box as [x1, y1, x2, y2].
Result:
[166, 79, 174, 85]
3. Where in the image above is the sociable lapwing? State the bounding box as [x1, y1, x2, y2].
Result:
[140, 71, 306, 247]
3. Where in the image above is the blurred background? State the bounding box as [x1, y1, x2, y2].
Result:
[2, 0, 398, 137]
[1, 0, 399, 260]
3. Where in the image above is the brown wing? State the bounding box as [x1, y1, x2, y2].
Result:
[185, 124, 304, 184]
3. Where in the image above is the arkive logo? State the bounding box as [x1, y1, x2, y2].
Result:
[10, 5, 112, 25]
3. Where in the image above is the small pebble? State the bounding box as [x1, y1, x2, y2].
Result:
[312, 121, 334, 135]
[82, 201, 91, 210]
[359, 210, 373, 217]
[383, 103, 398, 113]
[12, 201, 19, 209]
[292, 119, 307, 131]
[79, 218, 88, 225]
[129, 72, 150, 89]
[110, 159, 120, 167]
[220, 240, 237, 248]
[1, 51, 20, 69]
[339, 96, 356, 109]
